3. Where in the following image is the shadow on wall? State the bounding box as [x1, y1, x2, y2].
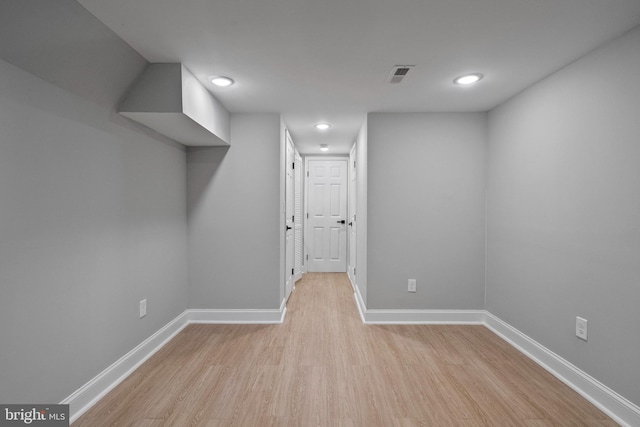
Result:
[186, 146, 230, 215]
[0, 0, 148, 109]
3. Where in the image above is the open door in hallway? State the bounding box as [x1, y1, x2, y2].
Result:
[306, 158, 348, 272]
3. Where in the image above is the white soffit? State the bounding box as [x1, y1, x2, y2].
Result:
[119, 63, 230, 146]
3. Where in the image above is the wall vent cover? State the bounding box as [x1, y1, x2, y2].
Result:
[387, 65, 415, 83]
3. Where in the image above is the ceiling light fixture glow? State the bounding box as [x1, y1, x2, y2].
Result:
[315, 123, 331, 131]
[320, 144, 329, 152]
[453, 73, 483, 86]
[210, 76, 234, 87]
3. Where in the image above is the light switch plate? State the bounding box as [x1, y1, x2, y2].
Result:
[140, 299, 147, 319]
[576, 316, 587, 341]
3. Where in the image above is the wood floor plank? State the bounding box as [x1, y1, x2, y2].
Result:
[73, 272, 616, 426]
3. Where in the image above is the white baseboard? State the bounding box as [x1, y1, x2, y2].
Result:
[63, 311, 189, 424]
[363, 308, 486, 324]
[63, 301, 287, 422]
[63, 297, 638, 427]
[347, 270, 356, 292]
[353, 285, 367, 323]
[485, 312, 640, 427]
[353, 287, 483, 324]
[354, 295, 639, 425]
[186, 299, 287, 324]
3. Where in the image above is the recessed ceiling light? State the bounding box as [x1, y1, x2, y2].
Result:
[210, 76, 234, 87]
[320, 144, 329, 151]
[315, 123, 331, 131]
[453, 73, 483, 86]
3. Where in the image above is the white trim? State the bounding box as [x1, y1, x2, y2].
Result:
[347, 269, 356, 292]
[353, 296, 639, 425]
[364, 309, 485, 324]
[63, 301, 287, 423]
[63, 311, 189, 423]
[353, 286, 367, 324]
[186, 299, 287, 324]
[353, 287, 483, 324]
[62, 299, 639, 427]
[485, 312, 640, 427]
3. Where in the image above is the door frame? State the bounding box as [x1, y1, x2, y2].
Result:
[304, 156, 349, 273]
[294, 150, 304, 281]
[284, 130, 295, 302]
[348, 143, 357, 289]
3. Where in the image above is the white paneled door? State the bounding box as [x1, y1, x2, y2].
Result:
[306, 158, 348, 272]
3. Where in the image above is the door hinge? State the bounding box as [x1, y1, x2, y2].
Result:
[292, 268, 294, 275]
[292, 162, 295, 169]
[306, 213, 309, 219]
[307, 171, 309, 177]
[353, 161, 356, 168]
[354, 268, 356, 275]
[292, 215, 294, 222]
[306, 254, 308, 261]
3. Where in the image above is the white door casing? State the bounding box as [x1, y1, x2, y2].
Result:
[294, 151, 304, 279]
[284, 131, 295, 301]
[306, 158, 348, 272]
[348, 144, 357, 285]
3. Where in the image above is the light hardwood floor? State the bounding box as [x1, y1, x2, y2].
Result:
[73, 273, 616, 426]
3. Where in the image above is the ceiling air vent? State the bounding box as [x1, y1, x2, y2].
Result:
[387, 65, 415, 84]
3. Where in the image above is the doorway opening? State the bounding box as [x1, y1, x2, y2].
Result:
[282, 132, 358, 307]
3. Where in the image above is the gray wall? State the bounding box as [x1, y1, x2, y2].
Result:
[188, 114, 282, 309]
[367, 113, 487, 309]
[0, 59, 188, 403]
[0, 0, 188, 405]
[486, 26, 640, 406]
[0, 0, 145, 109]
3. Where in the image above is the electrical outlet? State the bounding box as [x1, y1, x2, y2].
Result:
[408, 279, 417, 293]
[140, 299, 147, 319]
[576, 316, 587, 341]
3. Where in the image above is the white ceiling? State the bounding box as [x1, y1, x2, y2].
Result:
[77, 0, 640, 154]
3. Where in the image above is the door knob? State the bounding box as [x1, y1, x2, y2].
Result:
[337, 220, 346, 224]
[286, 226, 292, 230]
[348, 222, 353, 226]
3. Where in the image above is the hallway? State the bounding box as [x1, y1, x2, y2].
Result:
[74, 273, 613, 426]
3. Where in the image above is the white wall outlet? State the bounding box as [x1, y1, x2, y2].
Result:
[576, 316, 587, 341]
[139, 299, 147, 319]
[408, 279, 417, 293]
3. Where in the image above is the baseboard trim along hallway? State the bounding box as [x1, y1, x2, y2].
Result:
[484, 312, 640, 427]
[63, 300, 288, 423]
[186, 298, 287, 324]
[63, 276, 638, 426]
[354, 284, 485, 324]
[62, 311, 190, 423]
[354, 282, 639, 426]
